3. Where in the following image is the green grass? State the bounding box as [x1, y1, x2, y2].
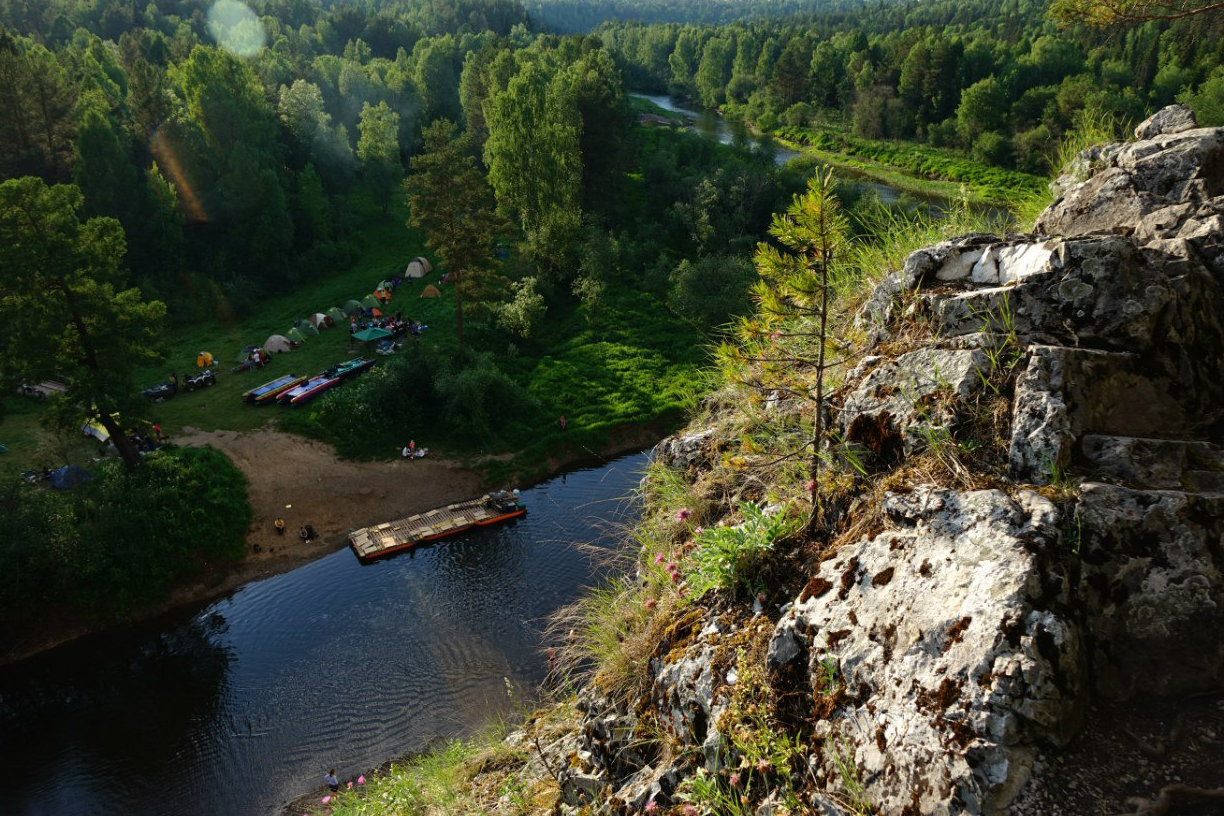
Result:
[0, 190, 442, 473]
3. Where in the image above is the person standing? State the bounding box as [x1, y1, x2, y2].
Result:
[559, 414, 567, 431]
[325, 769, 339, 792]
[274, 517, 285, 536]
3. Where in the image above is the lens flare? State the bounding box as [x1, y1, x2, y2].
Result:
[206, 0, 265, 57]
[150, 128, 208, 223]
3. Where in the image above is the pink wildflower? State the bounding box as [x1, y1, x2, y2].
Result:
[645, 598, 657, 610]
[694, 526, 704, 535]
[644, 800, 658, 814]
[683, 806, 698, 816]
[347, 781, 354, 789]
[670, 570, 681, 583]
[654, 552, 665, 564]
[729, 771, 741, 788]
[357, 775, 366, 784]
[322, 796, 331, 804]
[677, 508, 692, 521]
[665, 561, 677, 573]
[770, 331, 782, 340]
[756, 757, 770, 773]
[805, 479, 817, 492]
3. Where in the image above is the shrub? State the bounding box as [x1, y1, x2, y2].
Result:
[686, 502, 799, 599]
[0, 446, 249, 618]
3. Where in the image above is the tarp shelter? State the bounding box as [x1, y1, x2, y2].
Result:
[361, 294, 380, 309]
[309, 313, 332, 329]
[264, 334, 293, 353]
[405, 260, 426, 278]
[352, 326, 392, 342]
[327, 306, 347, 322]
[286, 327, 308, 344]
[51, 464, 91, 489]
[343, 300, 363, 316]
[421, 284, 441, 298]
[296, 321, 320, 337]
[196, 351, 214, 368]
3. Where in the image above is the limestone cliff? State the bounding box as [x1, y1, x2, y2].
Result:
[463, 106, 1224, 815]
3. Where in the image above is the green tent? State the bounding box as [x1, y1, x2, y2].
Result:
[294, 319, 320, 336]
[327, 306, 347, 322]
[361, 294, 380, 309]
[343, 299, 363, 315]
[352, 326, 392, 342]
[286, 327, 308, 344]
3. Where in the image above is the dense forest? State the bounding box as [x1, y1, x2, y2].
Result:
[523, 0, 853, 34]
[599, 0, 1224, 173]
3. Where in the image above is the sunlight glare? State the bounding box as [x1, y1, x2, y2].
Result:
[207, 0, 266, 57]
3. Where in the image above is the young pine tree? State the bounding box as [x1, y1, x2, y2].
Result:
[719, 169, 850, 532]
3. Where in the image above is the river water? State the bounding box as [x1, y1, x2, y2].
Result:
[632, 93, 924, 208]
[0, 452, 650, 816]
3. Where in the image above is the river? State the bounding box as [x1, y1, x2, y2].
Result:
[632, 92, 931, 209]
[0, 452, 650, 816]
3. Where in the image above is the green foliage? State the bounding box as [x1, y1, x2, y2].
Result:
[668, 253, 757, 332]
[407, 118, 508, 347]
[687, 502, 799, 598]
[1180, 66, 1224, 126]
[357, 101, 404, 215]
[0, 177, 166, 468]
[0, 446, 249, 618]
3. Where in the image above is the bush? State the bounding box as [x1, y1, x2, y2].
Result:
[297, 344, 542, 456]
[0, 446, 249, 618]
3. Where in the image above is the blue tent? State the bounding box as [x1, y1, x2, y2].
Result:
[50, 464, 91, 489]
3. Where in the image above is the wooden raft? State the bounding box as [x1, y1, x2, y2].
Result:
[349, 494, 526, 563]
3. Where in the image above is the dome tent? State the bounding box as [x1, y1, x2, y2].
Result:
[264, 334, 292, 353]
[420, 284, 441, 298]
[295, 319, 320, 336]
[309, 313, 332, 329]
[343, 300, 363, 316]
[286, 327, 308, 344]
[361, 294, 380, 309]
[405, 256, 431, 278]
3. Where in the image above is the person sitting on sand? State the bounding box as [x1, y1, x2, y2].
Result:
[325, 769, 339, 792]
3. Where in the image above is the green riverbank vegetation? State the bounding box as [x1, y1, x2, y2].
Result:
[599, 0, 1224, 181]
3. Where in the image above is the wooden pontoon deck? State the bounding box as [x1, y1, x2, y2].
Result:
[349, 492, 526, 563]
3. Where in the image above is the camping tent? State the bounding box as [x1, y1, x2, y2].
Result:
[405, 257, 431, 278]
[421, 284, 441, 298]
[82, 421, 109, 442]
[264, 334, 293, 353]
[327, 306, 347, 322]
[343, 300, 363, 316]
[379, 279, 395, 291]
[308, 313, 331, 329]
[196, 351, 214, 368]
[294, 319, 320, 336]
[51, 464, 91, 489]
[286, 327, 308, 344]
[414, 256, 432, 273]
[361, 294, 380, 309]
[236, 345, 262, 363]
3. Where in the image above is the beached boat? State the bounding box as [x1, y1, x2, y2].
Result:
[326, 356, 376, 379]
[244, 374, 306, 403]
[349, 491, 527, 563]
[277, 373, 340, 405]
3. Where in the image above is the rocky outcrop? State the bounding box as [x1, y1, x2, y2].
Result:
[507, 108, 1224, 814]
